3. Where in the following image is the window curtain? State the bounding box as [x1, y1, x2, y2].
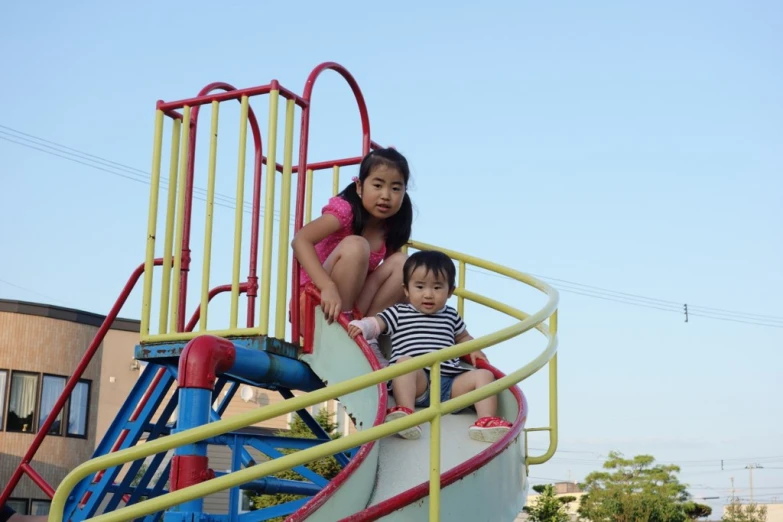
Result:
[40, 375, 66, 434]
[9, 373, 38, 432]
[0, 371, 7, 428]
[68, 381, 88, 436]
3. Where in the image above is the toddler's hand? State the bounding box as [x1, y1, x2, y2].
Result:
[347, 324, 362, 339]
[348, 317, 381, 341]
[320, 283, 342, 324]
[469, 350, 488, 367]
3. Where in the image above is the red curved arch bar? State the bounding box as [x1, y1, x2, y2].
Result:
[288, 286, 387, 521]
[175, 82, 265, 331]
[291, 62, 373, 342]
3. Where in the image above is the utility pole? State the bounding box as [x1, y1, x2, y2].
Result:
[746, 464, 763, 502]
[730, 476, 735, 500]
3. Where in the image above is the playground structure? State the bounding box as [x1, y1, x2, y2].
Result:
[0, 62, 560, 521]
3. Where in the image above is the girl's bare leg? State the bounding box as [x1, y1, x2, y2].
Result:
[322, 236, 371, 311]
[356, 251, 407, 317]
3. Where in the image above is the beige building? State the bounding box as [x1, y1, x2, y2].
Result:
[724, 502, 783, 522]
[0, 299, 350, 516]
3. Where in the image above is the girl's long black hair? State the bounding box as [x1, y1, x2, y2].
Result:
[337, 148, 413, 253]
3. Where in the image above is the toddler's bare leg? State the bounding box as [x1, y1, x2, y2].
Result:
[322, 236, 370, 311]
[356, 251, 407, 317]
[450, 369, 497, 418]
[391, 356, 429, 410]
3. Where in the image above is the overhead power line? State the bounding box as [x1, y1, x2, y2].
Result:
[0, 125, 288, 224]
[3, 124, 782, 328]
[466, 266, 783, 329]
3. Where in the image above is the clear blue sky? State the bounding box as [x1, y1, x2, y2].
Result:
[1, 0, 781, 514]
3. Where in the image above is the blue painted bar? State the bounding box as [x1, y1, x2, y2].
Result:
[205, 433, 338, 451]
[278, 388, 350, 468]
[174, 388, 212, 456]
[135, 341, 323, 392]
[230, 347, 323, 391]
[245, 439, 329, 487]
[228, 436, 243, 522]
[220, 474, 321, 496]
[208, 411, 256, 468]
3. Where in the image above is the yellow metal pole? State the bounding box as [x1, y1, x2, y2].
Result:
[304, 168, 313, 224]
[429, 362, 442, 521]
[230, 96, 250, 329]
[200, 100, 220, 331]
[275, 99, 296, 338]
[457, 261, 466, 317]
[141, 110, 165, 337]
[527, 310, 559, 466]
[258, 89, 280, 335]
[332, 165, 340, 195]
[169, 106, 191, 332]
[158, 118, 182, 334]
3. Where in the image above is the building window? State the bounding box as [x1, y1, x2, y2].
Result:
[239, 491, 253, 514]
[30, 500, 51, 516]
[7, 498, 28, 515]
[0, 369, 7, 430]
[39, 375, 66, 435]
[67, 380, 90, 437]
[7, 372, 39, 433]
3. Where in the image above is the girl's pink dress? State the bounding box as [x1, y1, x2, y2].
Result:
[298, 196, 387, 287]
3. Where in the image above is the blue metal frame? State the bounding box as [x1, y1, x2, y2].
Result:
[278, 388, 351, 468]
[106, 370, 180, 511]
[65, 364, 177, 521]
[80, 337, 357, 522]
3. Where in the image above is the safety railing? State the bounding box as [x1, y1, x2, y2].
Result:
[51, 243, 559, 522]
[140, 63, 379, 346]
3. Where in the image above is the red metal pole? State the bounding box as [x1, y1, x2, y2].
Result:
[185, 283, 248, 332]
[177, 110, 197, 332]
[175, 82, 264, 333]
[156, 84, 307, 112]
[291, 62, 373, 342]
[246, 116, 263, 328]
[21, 464, 56, 499]
[0, 259, 163, 507]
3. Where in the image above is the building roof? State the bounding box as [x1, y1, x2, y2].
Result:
[0, 298, 140, 333]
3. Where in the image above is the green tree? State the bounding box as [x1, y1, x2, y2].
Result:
[247, 410, 343, 522]
[721, 498, 767, 522]
[683, 502, 712, 520]
[523, 484, 571, 522]
[577, 451, 691, 522]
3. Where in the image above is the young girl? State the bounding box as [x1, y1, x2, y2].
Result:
[292, 148, 413, 361]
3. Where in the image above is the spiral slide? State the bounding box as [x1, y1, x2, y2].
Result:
[290, 309, 529, 522]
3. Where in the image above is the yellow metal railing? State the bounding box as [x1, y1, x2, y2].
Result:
[140, 88, 296, 343]
[52, 242, 559, 522]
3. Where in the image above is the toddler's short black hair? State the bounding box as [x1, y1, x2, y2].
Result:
[403, 250, 456, 291]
